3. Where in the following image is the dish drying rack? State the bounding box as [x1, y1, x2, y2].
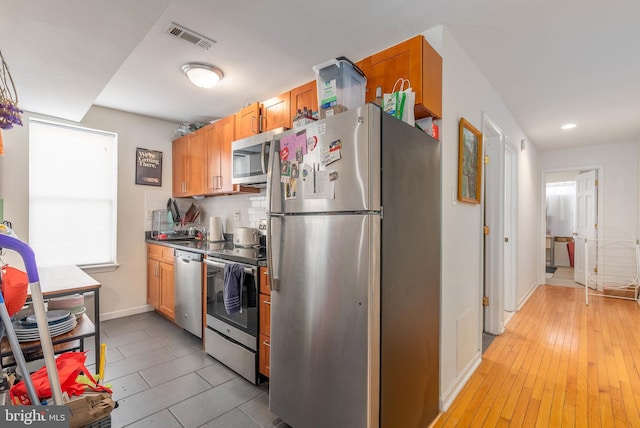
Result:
[151, 208, 205, 240]
[0, 232, 64, 405]
[583, 232, 640, 305]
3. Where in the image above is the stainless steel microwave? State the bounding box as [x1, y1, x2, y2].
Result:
[231, 128, 286, 187]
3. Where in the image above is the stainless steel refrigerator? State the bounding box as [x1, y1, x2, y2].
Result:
[266, 104, 440, 428]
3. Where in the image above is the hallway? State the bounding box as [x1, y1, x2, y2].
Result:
[434, 285, 640, 427]
[546, 266, 582, 288]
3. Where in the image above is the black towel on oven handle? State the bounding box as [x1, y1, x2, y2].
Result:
[223, 264, 244, 314]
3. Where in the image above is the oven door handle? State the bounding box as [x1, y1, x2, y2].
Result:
[204, 259, 255, 275]
[204, 259, 226, 269]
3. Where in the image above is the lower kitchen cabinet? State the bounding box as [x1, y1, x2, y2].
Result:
[147, 243, 175, 320]
[259, 332, 270, 378]
[259, 266, 271, 377]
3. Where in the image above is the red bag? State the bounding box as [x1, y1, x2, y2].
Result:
[10, 351, 111, 405]
[0, 265, 29, 316]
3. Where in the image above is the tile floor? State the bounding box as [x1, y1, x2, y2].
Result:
[84, 311, 290, 428]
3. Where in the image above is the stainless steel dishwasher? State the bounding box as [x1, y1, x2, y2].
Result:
[174, 249, 203, 338]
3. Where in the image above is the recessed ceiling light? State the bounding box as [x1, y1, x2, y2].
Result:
[182, 62, 224, 88]
[561, 123, 577, 130]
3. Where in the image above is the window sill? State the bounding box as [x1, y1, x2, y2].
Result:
[80, 263, 120, 274]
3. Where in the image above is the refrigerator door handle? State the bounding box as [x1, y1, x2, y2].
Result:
[266, 141, 281, 215]
[267, 215, 282, 291]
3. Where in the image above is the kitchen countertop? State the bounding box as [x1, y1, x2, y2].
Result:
[147, 238, 266, 265]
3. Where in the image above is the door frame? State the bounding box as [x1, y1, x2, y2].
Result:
[482, 114, 518, 335]
[503, 138, 519, 313]
[540, 165, 604, 286]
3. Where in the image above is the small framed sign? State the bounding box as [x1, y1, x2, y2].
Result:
[135, 148, 162, 186]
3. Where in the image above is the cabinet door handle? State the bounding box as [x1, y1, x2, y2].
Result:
[263, 340, 270, 347]
[182, 182, 186, 193]
[217, 175, 222, 189]
[251, 115, 257, 134]
[264, 300, 271, 305]
[259, 114, 266, 133]
[155, 263, 159, 277]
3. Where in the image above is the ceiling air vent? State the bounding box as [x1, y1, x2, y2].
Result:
[165, 22, 216, 51]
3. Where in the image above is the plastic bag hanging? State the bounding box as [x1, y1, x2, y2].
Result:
[383, 78, 415, 126]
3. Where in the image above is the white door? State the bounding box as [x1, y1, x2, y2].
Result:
[482, 115, 506, 336]
[574, 170, 597, 286]
[503, 141, 518, 313]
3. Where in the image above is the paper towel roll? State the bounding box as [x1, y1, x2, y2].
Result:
[209, 216, 224, 242]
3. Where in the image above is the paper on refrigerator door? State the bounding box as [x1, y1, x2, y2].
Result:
[302, 165, 335, 199]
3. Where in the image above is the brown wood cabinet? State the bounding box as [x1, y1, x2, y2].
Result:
[172, 134, 188, 197]
[174, 116, 258, 198]
[236, 92, 291, 140]
[205, 115, 235, 194]
[290, 80, 318, 121]
[172, 128, 206, 197]
[259, 266, 271, 377]
[147, 243, 175, 320]
[362, 35, 442, 119]
[235, 102, 261, 140]
[262, 92, 291, 131]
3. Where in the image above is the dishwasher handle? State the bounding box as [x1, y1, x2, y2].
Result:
[175, 249, 203, 263]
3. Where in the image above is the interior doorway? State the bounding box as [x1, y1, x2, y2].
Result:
[542, 167, 601, 288]
[482, 114, 518, 338]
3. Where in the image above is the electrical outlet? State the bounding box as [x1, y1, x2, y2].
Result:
[233, 210, 241, 221]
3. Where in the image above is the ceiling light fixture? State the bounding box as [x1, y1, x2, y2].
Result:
[182, 62, 224, 88]
[561, 123, 577, 130]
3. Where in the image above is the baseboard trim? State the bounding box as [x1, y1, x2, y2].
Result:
[518, 281, 539, 310]
[101, 305, 154, 321]
[440, 350, 482, 411]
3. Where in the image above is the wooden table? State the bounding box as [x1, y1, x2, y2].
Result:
[1, 265, 101, 366]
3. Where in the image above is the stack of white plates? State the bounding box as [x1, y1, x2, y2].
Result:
[13, 309, 77, 342]
[47, 294, 86, 320]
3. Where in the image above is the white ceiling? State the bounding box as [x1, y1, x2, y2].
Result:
[2, 0, 639, 151]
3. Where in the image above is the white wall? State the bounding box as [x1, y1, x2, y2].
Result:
[0, 106, 178, 319]
[433, 26, 540, 409]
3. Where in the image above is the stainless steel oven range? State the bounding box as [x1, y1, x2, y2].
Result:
[204, 256, 259, 384]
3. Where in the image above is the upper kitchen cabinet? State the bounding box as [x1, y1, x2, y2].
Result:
[235, 92, 291, 140]
[362, 35, 442, 119]
[262, 92, 291, 131]
[205, 115, 259, 196]
[235, 102, 261, 140]
[290, 81, 317, 121]
[205, 115, 235, 194]
[172, 130, 206, 197]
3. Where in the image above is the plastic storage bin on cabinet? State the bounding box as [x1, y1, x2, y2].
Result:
[313, 56, 366, 118]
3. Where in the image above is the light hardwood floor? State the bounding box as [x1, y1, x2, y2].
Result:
[434, 284, 640, 427]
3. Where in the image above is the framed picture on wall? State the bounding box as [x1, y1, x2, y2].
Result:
[457, 118, 483, 204]
[135, 148, 162, 186]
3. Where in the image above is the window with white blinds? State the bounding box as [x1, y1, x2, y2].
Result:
[29, 119, 118, 268]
